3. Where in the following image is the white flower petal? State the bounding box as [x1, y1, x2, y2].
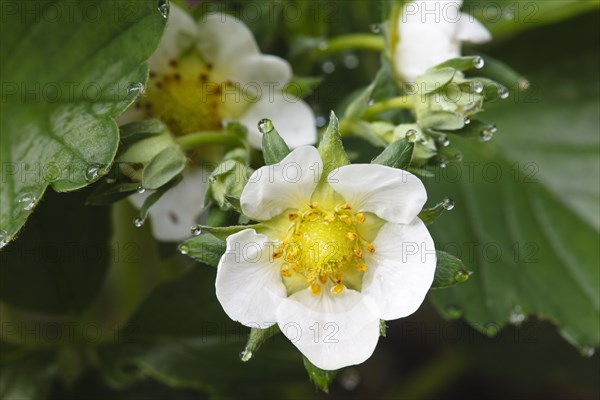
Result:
[213, 53, 292, 89]
[241, 146, 321, 220]
[240, 92, 317, 149]
[128, 167, 209, 241]
[216, 229, 287, 326]
[362, 219, 436, 320]
[196, 13, 260, 69]
[276, 288, 380, 370]
[455, 12, 492, 43]
[328, 164, 427, 224]
[149, 4, 199, 72]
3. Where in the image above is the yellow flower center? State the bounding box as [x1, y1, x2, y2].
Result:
[136, 54, 234, 136]
[274, 203, 375, 296]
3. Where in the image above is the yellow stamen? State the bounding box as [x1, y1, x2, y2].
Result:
[288, 212, 298, 221]
[356, 263, 368, 272]
[356, 213, 366, 223]
[354, 248, 363, 258]
[309, 283, 322, 295]
[331, 283, 345, 295]
[339, 214, 352, 225]
[341, 204, 352, 210]
[273, 248, 283, 259]
[346, 232, 357, 241]
[281, 265, 292, 277]
[323, 215, 336, 222]
[318, 275, 328, 284]
[365, 243, 376, 253]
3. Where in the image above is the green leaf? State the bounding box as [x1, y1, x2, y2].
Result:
[180, 234, 226, 267]
[318, 112, 350, 179]
[417, 68, 456, 93]
[429, 14, 600, 349]
[205, 160, 253, 209]
[432, 56, 482, 72]
[0, 0, 166, 244]
[142, 146, 186, 190]
[261, 120, 291, 165]
[86, 181, 139, 206]
[138, 176, 182, 221]
[432, 251, 473, 289]
[420, 111, 465, 130]
[418, 199, 454, 226]
[241, 325, 281, 362]
[119, 119, 168, 147]
[302, 356, 337, 393]
[371, 138, 414, 169]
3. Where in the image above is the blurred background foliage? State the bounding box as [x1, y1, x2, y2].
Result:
[1, 1, 599, 399]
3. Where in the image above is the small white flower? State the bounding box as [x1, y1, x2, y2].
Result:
[392, 0, 491, 82]
[215, 146, 436, 370]
[121, 5, 316, 241]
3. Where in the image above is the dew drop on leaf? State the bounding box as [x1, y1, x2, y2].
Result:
[321, 61, 335, 74]
[85, 164, 103, 182]
[580, 346, 595, 357]
[17, 193, 36, 211]
[178, 244, 189, 255]
[190, 225, 202, 236]
[136, 185, 145, 194]
[438, 135, 450, 147]
[442, 198, 455, 210]
[406, 129, 418, 143]
[257, 118, 273, 134]
[509, 305, 526, 325]
[343, 53, 359, 69]
[369, 23, 381, 34]
[498, 86, 510, 99]
[158, 0, 169, 18]
[464, 116, 471, 125]
[133, 216, 144, 227]
[473, 56, 485, 69]
[0, 230, 9, 249]
[471, 81, 484, 94]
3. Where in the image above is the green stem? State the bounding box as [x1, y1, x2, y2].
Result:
[175, 131, 242, 150]
[316, 34, 385, 56]
[361, 96, 414, 119]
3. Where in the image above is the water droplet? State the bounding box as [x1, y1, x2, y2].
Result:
[315, 115, 327, 128]
[454, 270, 471, 282]
[240, 349, 253, 361]
[406, 129, 418, 143]
[133, 216, 144, 227]
[485, 322, 500, 337]
[257, 118, 273, 134]
[437, 135, 450, 147]
[369, 23, 381, 34]
[136, 185, 145, 194]
[85, 164, 103, 182]
[343, 53, 359, 69]
[338, 368, 361, 391]
[178, 244, 189, 255]
[127, 82, 145, 97]
[439, 157, 447, 169]
[321, 61, 335, 74]
[509, 306, 526, 325]
[317, 40, 328, 51]
[580, 346, 595, 357]
[480, 125, 496, 142]
[191, 225, 202, 236]
[442, 198, 455, 210]
[0, 230, 9, 249]
[471, 81, 484, 94]
[419, 137, 428, 145]
[498, 86, 509, 99]
[367, 98, 375, 106]
[518, 79, 530, 91]
[208, 176, 217, 184]
[17, 193, 36, 211]
[503, 8, 514, 20]
[464, 117, 471, 125]
[473, 56, 485, 69]
[445, 305, 462, 319]
[157, 0, 169, 18]
[454, 152, 463, 162]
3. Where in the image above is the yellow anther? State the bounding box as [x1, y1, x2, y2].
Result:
[291, 263, 303, 272]
[346, 232, 357, 241]
[305, 212, 319, 221]
[334, 273, 343, 283]
[284, 245, 299, 262]
[354, 248, 363, 258]
[295, 230, 303, 236]
[288, 212, 298, 221]
[309, 283, 322, 295]
[339, 214, 352, 225]
[318, 275, 328, 284]
[341, 204, 352, 210]
[331, 283, 345, 295]
[309, 202, 319, 209]
[281, 265, 292, 277]
[307, 274, 317, 283]
[365, 243, 376, 253]
[273, 248, 283, 259]
[323, 215, 336, 222]
[356, 263, 368, 272]
[356, 213, 366, 223]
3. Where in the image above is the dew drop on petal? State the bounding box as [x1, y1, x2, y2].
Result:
[136, 185, 145, 194]
[338, 368, 361, 391]
[406, 129, 418, 143]
[473, 56, 485, 69]
[0, 230, 9, 249]
[442, 198, 455, 210]
[437, 135, 450, 147]
[191, 225, 202, 236]
[133, 216, 144, 228]
[158, 0, 169, 18]
[257, 118, 274, 134]
[17, 193, 36, 211]
[85, 164, 103, 182]
[321, 61, 336, 74]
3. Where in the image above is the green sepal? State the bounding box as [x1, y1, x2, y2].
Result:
[195, 224, 262, 241]
[318, 112, 350, 179]
[286, 75, 323, 99]
[432, 56, 482, 72]
[261, 122, 291, 165]
[420, 111, 465, 131]
[205, 160, 253, 210]
[379, 320, 387, 337]
[431, 251, 473, 289]
[302, 356, 337, 393]
[138, 177, 182, 221]
[142, 146, 187, 190]
[417, 67, 456, 93]
[371, 138, 414, 169]
[180, 234, 226, 268]
[240, 325, 280, 362]
[418, 199, 453, 226]
[119, 119, 168, 147]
